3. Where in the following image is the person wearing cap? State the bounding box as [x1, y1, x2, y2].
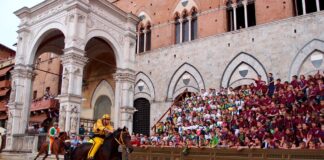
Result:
[48, 122, 60, 155]
[87, 114, 114, 160]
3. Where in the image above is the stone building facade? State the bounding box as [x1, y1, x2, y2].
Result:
[4, 0, 324, 151]
[0, 44, 15, 128]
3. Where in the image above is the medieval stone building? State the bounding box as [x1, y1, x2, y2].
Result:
[4, 0, 324, 151]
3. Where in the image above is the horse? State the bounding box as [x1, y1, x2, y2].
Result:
[68, 127, 134, 160]
[34, 132, 69, 160]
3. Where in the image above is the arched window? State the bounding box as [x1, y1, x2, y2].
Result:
[226, 0, 255, 31]
[146, 25, 151, 51]
[137, 23, 152, 53]
[191, 9, 198, 40]
[138, 26, 145, 53]
[175, 15, 181, 44]
[295, 0, 322, 16]
[182, 12, 189, 42]
[94, 95, 112, 120]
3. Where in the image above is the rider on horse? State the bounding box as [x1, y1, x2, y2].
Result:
[87, 114, 114, 160]
[48, 122, 60, 155]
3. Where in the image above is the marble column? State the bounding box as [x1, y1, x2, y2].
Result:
[188, 16, 192, 41]
[179, 18, 183, 43]
[113, 69, 136, 133]
[243, 0, 248, 28]
[232, 4, 237, 30]
[5, 64, 34, 150]
[143, 29, 147, 52]
[58, 48, 88, 134]
[316, 0, 320, 12]
[302, 0, 306, 15]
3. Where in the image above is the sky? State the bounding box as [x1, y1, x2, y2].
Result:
[0, 0, 43, 50]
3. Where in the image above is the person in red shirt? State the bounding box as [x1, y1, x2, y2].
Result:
[275, 79, 283, 92]
[291, 75, 299, 89]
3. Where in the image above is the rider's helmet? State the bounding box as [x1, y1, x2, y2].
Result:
[102, 114, 110, 120]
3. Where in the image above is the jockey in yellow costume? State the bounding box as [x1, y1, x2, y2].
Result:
[87, 114, 114, 160]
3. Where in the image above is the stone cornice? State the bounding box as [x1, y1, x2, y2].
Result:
[57, 94, 82, 104]
[96, 0, 138, 23]
[14, 0, 58, 17]
[65, 1, 91, 14]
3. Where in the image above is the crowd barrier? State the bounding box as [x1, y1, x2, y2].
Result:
[125, 147, 324, 160]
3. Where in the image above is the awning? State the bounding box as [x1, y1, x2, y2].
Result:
[30, 99, 58, 111]
[0, 89, 9, 97]
[0, 101, 7, 111]
[0, 66, 13, 77]
[29, 113, 47, 123]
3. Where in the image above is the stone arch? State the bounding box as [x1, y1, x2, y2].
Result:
[134, 72, 155, 102]
[172, 0, 199, 16]
[93, 95, 112, 120]
[289, 39, 324, 79]
[167, 63, 205, 100]
[137, 11, 153, 26]
[221, 52, 268, 87]
[85, 29, 122, 68]
[27, 21, 66, 65]
[91, 80, 115, 120]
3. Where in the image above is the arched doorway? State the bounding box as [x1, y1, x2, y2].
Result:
[81, 37, 117, 127]
[133, 98, 150, 136]
[94, 95, 112, 120]
[28, 29, 64, 133]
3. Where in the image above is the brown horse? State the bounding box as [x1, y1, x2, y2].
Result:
[34, 132, 69, 160]
[68, 127, 133, 160]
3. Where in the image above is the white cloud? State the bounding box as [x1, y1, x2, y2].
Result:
[0, 0, 43, 50]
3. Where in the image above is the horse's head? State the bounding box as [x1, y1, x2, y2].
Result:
[113, 127, 134, 154]
[58, 132, 69, 141]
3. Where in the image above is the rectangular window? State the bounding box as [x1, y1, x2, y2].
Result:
[33, 90, 37, 100]
[175, 20, 181, 44]
[227, 8, 234, 31]
[146, 30, 151, 51]
[182, 19, 189, 42]
[191, 17, 198, 40]
[247, 3, 256, 27]
[295, 0, 303, 15]
[236, 5, 245, 29]
[306, 0, 317, 13]
[139, 32, 145, 53]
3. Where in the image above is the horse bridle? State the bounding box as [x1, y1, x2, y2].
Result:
[114, 131, 126, 146]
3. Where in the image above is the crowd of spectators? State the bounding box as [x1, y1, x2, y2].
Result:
[131, 72, 324, 150]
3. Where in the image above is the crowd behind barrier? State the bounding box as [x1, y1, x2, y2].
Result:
[130, 72, 323, 150]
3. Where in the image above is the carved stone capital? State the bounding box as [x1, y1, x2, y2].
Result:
[10, 65, 36, 80]
[113, 69, 136, 83]
[57, 94, 83, 104]
[61, 50, 88, 67]
[242, 0, 248, 6]
[231, 3, 237, 8]
[120, 107, 136, 114]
